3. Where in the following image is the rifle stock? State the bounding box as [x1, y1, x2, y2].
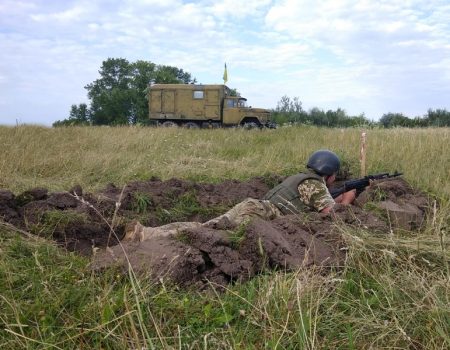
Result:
[330, 172, 403, 199]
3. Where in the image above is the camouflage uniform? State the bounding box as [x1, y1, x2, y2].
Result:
[297, 179, 335, 212]
[203, 174, 335, 229]
[123, 221, 203, 241]
[202, 198, 282, 229]
[123, 174, 335, 242]
[124, 199, 282, 242]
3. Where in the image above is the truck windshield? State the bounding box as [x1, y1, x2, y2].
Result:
[226, 99, 237, 108]
[225, 99, 248, 108]
[238, 99, 247, 107]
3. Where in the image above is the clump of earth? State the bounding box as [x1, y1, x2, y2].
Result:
[0, 176, 430, 287]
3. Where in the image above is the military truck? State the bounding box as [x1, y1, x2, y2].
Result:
[148, 84, 275, 128]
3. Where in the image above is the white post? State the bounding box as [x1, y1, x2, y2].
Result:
[360, 132, 367, 177]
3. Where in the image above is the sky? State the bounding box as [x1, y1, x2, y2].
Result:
[1, 0, 450, 126]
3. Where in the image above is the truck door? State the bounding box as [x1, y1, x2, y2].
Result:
[204, 89, 220, 120]
[162, 91, 175, 113]
[223, 98, 241, 125]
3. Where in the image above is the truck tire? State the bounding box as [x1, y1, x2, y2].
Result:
[161, 121, 178, 127]
[183, 122, 200, 129]
[243, 122, 259, 129]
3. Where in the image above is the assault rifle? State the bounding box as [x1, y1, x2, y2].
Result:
[330, 172, 403, 199]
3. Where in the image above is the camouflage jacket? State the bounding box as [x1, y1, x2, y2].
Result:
[297, 178, 335, 212]
[264, 172, 335, 214]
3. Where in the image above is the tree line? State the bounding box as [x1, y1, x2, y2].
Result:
[54, 58, 450, 128]
[271, 96, 450, 128]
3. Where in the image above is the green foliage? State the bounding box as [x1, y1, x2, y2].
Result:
[174, 231, 192, 244]
[228, 221, 248, 249]
[55, 58, 196, 127]
[380, 112, 413, 128]
[271, 95, 373, 127]
[27, 210, 88, 238]
[425, 108, 450, 127]
[131, 192, 153, 214]
[380, 109, 450, 128]
[228, 88, 239, 97]
[273, 96, 450, 128]
[153, 65, 194, 84]
[155, 191, 225, 225]
[53, 103, 90, 126]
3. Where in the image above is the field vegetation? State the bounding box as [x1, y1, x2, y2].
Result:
[0, 125, 449, 349]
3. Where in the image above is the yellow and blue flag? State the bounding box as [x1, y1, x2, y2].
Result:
[223, 63, 228, 84]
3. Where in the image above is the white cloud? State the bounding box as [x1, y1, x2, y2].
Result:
[0, 0, 37, 14]
[30, 6, 86, 23]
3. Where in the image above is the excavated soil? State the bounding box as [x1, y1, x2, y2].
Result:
[0, 176, 430, 287]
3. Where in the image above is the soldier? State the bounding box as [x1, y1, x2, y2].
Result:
[203, 149, 355, 229]
[124, 150, 356, 242]
[265, 149, 355, 214]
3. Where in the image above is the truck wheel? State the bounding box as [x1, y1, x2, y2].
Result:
[183, 122, 199, 129]
[243, 122, 259, 129]
[161, 121, 178, 127]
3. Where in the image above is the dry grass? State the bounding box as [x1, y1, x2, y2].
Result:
[1, 125, 449, 198]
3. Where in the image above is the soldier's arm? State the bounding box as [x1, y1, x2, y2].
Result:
[334, 190, 356, 205]
[298, 179, 335, 213]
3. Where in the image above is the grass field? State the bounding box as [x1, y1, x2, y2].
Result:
[1, 125, 449, 349]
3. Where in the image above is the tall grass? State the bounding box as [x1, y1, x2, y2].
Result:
[1, 125, 448, 198]
[0, 125, 449, 349]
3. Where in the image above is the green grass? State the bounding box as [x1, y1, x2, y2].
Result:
[1, 223, 447, 349]
[0, 125, 449, 349]
[228, 222, 249, 249]
[131, 191, 154, 214]
[155, 191, 226, 224]
[26, 210, 89, 239]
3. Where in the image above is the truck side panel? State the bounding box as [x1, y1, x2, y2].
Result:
[150, 90, 161, 113]
[162, 91, 175, 113]
[190, 90, 205, 119]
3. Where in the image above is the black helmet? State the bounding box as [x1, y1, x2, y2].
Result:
[307, 149, 340, 176]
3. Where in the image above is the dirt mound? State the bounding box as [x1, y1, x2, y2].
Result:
[0, 176, 276, 255]
[93, 217, 346, 288]
[0, 176, 430, 287]
[92, 204, 390, 287]
[355, 178, 430, 231]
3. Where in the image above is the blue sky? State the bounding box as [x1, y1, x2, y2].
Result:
[1, 0, 449, 125]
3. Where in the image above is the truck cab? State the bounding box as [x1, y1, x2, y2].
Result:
[223, 96, 271, 128]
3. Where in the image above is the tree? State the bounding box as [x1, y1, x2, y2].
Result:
[53, 103, 90, 126]
[55, 58, 196, 126]
[272, 95, 306, 124]
[379, 112, 412, 128]
[154, 65, 194, 84]
[425, 108, 450, 127]
[271, 95, 372, 127]
[229, 88, 239, 97]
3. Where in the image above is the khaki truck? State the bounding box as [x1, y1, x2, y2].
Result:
[149, 84, 275, 128]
